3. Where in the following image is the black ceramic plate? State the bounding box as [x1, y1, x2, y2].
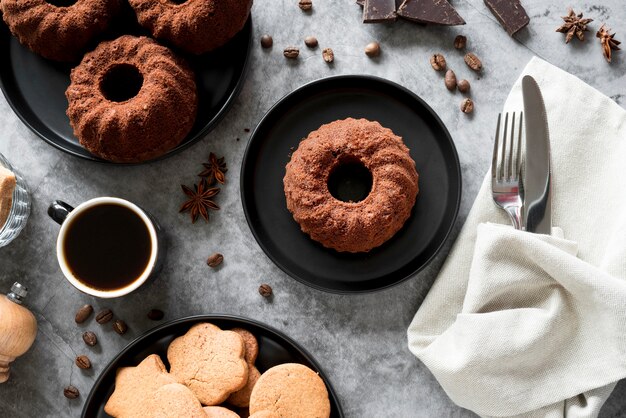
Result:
[0, 10, 251, 163]
[82, 315, 344, 417]
[241, 75, 461, 293]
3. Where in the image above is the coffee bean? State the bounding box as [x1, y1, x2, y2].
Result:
[113, 319, 128, 335]
[207, 253, 224, 268]
[95, 308, 113, 324]
[82, 331, 97, 347]
[283, 47, 299, 59]
[304, 36, 318, 48]
[322, 48, 334, 63]
[430, 54, 446, 71]
[75, 355, 91, 370]
[258, 284, 273, 298]
[74, 304, 93, 324]
[457, 79, 471, 93]
[454, 35, 467, 49]
[460, 98, 474, 114]
[147, 309, 164, 321]
[64, 386, 80, 399]
[445, 69, 457, 91]
[299, 0, 312, 10]
[260, 35, 273, 49]
[464, 52, 482, 71]
[365, 42, 380, 57]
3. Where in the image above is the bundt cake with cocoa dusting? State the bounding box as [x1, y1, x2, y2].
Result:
[284, 118, 419, 253]
[127, 0, 253, 55]
[65, 35, 197, 163]
[1, 0, 120, 62]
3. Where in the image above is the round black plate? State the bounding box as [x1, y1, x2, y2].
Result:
[241, 75, 461, 293]
[82, 315, 344, 417]
[0, 11, 251, 163]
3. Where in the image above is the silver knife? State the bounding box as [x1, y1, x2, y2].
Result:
[522, 75, 552, 234]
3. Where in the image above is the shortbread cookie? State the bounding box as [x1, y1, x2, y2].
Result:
[168, 323, 248, 405]
[249, 411, 280, 418]
[249, 363, 330, 418]
[104, 354, 177, 417]
[227, 365, 261, 407]
[231, 328, 259, 364]
[150, 383, 206, 418]
[0, 166, 16, 231]
[203, 406, 241, 417]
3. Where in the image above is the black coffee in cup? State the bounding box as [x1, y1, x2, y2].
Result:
[62, 203, 152, 291]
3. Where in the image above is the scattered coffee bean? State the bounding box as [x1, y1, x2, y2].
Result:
[64, 385, 80, 399]
[95, 308, 113, 324]
[454, 35, 467, 49]
[460, 98, 474, 113]
[244, 128, 250, 132]
[444, 69, 457, 91]
[207, 253, 224, 268]
[430, 54, 446, 71]
[260, 35, 273, 49]
[74, 304, 93, 324]
[298, 0, 312, 10]
[464, 52, 482, 71]
[304, 36, 318, 48]
[258, 284, 273, 298]
[322, 48, 334, 63]
[365, 42, 381, 57]
[82, 331, 97, 347]
[147, 309, 164, 321]
[457, 79, 471, 93]
[113, 319, 128, 335]
[283, 47, 300, 59]
[75, 355, 91, 370]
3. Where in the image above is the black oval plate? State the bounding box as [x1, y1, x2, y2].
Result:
[241, 75, 461, 293]
[82, 315, 344, 417]
[0, 10, 251, 163]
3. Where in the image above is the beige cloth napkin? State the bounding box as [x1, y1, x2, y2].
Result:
[407, 57, 626, 418]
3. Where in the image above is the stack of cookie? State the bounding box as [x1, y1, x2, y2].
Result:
[104, 322, 331, 418]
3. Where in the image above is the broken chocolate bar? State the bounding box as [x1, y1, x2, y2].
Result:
[484, 0, 529, 36]
[363, 0, 397, 22]
[397, 0, 465, 26]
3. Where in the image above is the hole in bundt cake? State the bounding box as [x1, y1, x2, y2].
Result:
[45, 0, 77, 6]
[169, 0, 189, 4]
[327, 158, 373, 203]
[100, 64, 144, 102]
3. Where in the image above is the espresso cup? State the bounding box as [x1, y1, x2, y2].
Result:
[48, 197, 165, 298]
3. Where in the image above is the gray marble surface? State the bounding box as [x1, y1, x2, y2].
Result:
[1, 1, 625, 417]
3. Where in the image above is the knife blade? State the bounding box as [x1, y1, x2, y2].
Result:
[522, 75, 552, 234]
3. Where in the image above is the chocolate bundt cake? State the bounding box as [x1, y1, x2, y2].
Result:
[65, 35, 197, 163]
[1, 0, 120, 62]
[284, 118, 419, 253]
[127, 0, 252, 55]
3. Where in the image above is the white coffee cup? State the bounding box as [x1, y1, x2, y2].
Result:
[48, 197, 163, 299]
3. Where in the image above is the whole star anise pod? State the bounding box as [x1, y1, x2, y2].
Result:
[556, 8, 593, 43]
[198, 153, 227, 185]
[180, 178, 220, 223]
[597, 24, 621, 63]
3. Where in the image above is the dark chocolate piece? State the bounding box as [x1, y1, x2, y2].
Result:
[363, 0, 397, 23]
[484, 0, 529, 35]
[397, 0, 465, 25]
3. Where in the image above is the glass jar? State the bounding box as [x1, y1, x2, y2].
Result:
[0, 153, 31, 247]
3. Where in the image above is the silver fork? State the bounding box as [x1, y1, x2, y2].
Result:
[491, 112, 524, 230]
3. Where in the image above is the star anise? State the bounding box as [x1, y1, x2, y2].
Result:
[179, 178, 220, 223]
[198, 153, 227, 185]
[556, 8, 593, 43]
[597, 24, 621, 63]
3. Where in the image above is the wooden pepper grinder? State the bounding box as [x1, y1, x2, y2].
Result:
[0, 282, 37, 383]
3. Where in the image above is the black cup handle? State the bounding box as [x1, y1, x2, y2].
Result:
[48, 200, 74, 225]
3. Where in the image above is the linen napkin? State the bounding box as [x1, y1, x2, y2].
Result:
[407, 57, 626, 418]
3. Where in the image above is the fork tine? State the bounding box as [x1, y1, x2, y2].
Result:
[515, 111, 523, 179]
[491, 113, 501, 180]
[500, 113, 509, 180]
[507, 113, 515, 180]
